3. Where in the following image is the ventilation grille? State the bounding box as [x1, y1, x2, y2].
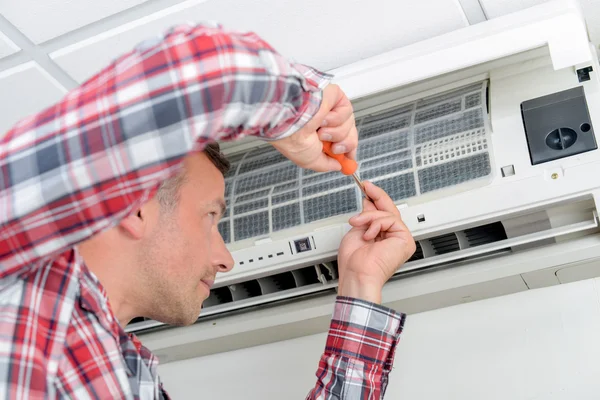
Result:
[465, 223, 508, 246]
[430, 233, 461, 255]
[127, 221, 508, 334]
[218, 81, 493, 244]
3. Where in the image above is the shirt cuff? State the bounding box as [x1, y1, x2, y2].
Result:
[325, 296, 406, 371]
[263, 63, 333, 141]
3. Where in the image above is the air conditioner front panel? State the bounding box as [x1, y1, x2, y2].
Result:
[220, 81, 494, 250]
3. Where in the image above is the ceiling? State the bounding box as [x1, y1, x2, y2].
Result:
[0, 0, 597, 135]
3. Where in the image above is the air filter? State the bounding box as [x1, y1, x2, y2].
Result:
[219, 81, 492, 243]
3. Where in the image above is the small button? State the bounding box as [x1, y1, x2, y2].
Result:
[294, 238, 312, 253]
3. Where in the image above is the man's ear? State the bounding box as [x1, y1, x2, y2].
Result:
[119, 209, 146, 240]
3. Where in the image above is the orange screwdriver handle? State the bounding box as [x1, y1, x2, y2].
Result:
[321, 141, 358, 176]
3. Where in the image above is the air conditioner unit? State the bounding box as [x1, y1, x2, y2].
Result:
[130, 0, 600, 363]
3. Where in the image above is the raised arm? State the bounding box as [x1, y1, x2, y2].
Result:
[307, 181, 416, 399]
[0, 22, 330, 278]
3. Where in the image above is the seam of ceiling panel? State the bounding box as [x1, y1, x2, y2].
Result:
[456, 0, 488, 24]
[0, 0, 477, 86]
[0, 0, 195, 78]
[0, 14, 75, 90]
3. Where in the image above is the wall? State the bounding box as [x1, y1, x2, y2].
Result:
[158, 277, 600, 399]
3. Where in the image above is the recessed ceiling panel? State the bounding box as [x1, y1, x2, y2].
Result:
[0, 0, 149, 43]
[0, 63, 66, 135]
[52, 0, 467, 83]
[479, 0, 549, 18]
[0, 31, 19, 59]
[218, 81, 493, 244]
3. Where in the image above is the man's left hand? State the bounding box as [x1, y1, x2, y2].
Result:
[337, 182, 416, 304]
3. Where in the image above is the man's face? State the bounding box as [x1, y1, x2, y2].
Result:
[139, 152, 233, 325]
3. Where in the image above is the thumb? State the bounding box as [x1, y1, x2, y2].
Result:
[362, 197, 377, 211]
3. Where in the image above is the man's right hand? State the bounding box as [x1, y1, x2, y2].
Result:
[270, 84, 358, 172]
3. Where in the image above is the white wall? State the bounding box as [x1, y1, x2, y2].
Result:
[158, 277, 600, 399]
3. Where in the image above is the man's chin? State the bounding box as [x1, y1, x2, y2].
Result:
[153, 302, 203, 327]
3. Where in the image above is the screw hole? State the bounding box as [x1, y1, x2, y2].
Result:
[581, 123, 591, 133]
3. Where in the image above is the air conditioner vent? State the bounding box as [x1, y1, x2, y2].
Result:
[464, 222, 508, 247]
[429, 233, 460, 255]
[409, 242, 424, 261]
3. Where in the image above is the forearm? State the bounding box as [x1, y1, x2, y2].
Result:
[306, 296, 405, 400]
[0, 22, 330, 277]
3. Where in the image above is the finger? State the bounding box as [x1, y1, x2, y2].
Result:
[363, 215, 408, 241]
[362, 197, 377, 212]
[328, 122, 358, 157]
[321, 91, 353, 128]
[347, 125, 358, 160]
[363, 181, 400, 216]
[349, 210, 394, 227]
[317, 114, 355, 145]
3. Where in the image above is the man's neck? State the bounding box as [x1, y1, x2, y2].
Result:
[78, 238, 139, 327]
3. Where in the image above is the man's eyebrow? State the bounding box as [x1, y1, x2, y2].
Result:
[218, 200, 227, 217]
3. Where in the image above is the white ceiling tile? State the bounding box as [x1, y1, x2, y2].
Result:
[479, 0, 550, 18]
[0, 31, 18, 59]
[52, 0, 467, 84]
[0, 0, 150, 44]
[0, 63, 66, 135]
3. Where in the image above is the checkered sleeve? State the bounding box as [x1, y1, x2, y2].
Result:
[0, 22, 331, 279]
[306, 296, 406, 400]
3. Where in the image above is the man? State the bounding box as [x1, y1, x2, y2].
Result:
[0, 22, 416, 399]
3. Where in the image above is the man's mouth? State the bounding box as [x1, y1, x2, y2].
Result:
[200, 279, 215, 291]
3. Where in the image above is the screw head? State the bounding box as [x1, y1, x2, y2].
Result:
[551, 173, 559, 180]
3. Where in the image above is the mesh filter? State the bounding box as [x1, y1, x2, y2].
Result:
[417, 83, 482, 108]
[361, 160, 412, 180]
[419, 153, 491, 193]
[359, 131, 410, 160]
[302, 171, 339, 185]
[364, 104, 413, 123]
[414, 108, 484, 145]
[371, 173, 416, 201]
[234, 199, 268, 215]
[359, 115, 411, 140]
[235, 189, 271, 203]
[219, 80, 493, 244]
[360, 150, 411, 170]
[218, 220, 230, 243]
[414, 99, 462, 124]
[302, 176, 353, 197]
[274, 182, 298, 193]
[234, 211, 269, 240]
[238, 152, 288, 175]
[273, 203, 302, 232]
[465, 92, 481, 109]
[272, 190, 299, 205]
[235, 163, 298, 194]
[303, 189, 358, 223]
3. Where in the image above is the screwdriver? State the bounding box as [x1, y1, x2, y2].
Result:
[321, 141, 373, 203]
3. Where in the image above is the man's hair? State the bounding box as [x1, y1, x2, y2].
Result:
[156, 142, 230, 211]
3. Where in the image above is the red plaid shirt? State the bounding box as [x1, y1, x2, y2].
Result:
[0, 22, 405, 399]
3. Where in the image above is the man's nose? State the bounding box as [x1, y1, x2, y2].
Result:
[213, 229, 234, 273]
